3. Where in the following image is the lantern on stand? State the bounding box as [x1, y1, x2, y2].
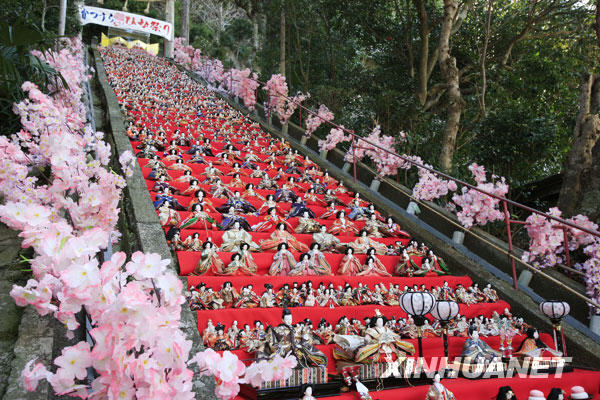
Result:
[539, 300, 570, 355]
[400, 291, 436, 359]
[430, 300, 460, 359]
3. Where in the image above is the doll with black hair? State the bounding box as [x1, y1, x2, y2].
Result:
[260, 222, 309, 252]
[514, 327, 562, 358]
[192, 240, 223, 275]
[547, 388, 565, 400]
[496, 386, 517, 400]
[268, 243, 298, 276]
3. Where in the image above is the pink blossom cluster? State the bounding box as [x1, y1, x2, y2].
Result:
[119, 150, 136, 177]
[226, 68, 260, 110]
[412, 163, 458, 201]
[198, 58, 225, 85]
[318, 126, 352, 152]
[304, 104, 334, 137]
[277, 92, 310, 124]
[189, 350, 297, 399]
[173, 37, 194, 67]
[451, 163, 508, 229]
[521, 207, 599, 269]
[263, 74, 288, 115]
[237, 69, 260, 110]
[583, 241, 600, 315]
[342, 125, 407, 177]
[4, 40, 296, 400]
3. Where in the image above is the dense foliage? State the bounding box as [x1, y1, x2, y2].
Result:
[184, 0, 598, 189]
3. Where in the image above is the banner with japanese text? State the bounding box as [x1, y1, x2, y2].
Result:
[78, 5, 173, 41]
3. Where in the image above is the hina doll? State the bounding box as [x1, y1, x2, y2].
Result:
[259, 308, 328, 367]
[358, 256, 392, 277]
[339, 247, 363, 276]
[165, 227, 186, 251]
[227, 163, 250, 177]
[201, 165, 224, 183]
[307, 243, 333, 275]
[233, 285, 261, 308]
[228, 173, 245, 189]
[495, 386, 516, 400]
[260, 284, 276, 307]
[414, 258, 447, 277]
[288, 288, 304, 307]
[257, 173, 279, 190]
[255, 194, 279, 215]
[315, 320, 335, 345]
[179, 204, 216, 230]
[424, 372, 456, 400]
[158, 202, 181, 227]
[319, 202, 340, 220]
[213, 153, 233, 166]
[143, 154, 166, 171]
[228, 321, 240, 348]
[347, 230, 388, 255]
[333, 312, 415, 364]
[216, 253, 256, 276]
[182, 232, 204, 252]
[394, 249, 418, 276]
[252, 207, 293, 232]
[209, 179, 233, 199]
[181, 179, 201, 195]
[514, 328, 562, 358]
[189, 151, 206, 165]
[243, 183, 265, 201]
[268, 243, 298, 276]
[239, 242, 258, 274]
[303, 188, 327, 207]
[274, 181, 298, 203]
[295, 211, 322, 234]
[304, 289, 317, 307]
[347, 199, 371, 221]
[188, 189, 217, 213]
[219, 207, 252, 231]
[363, 213, 388, 237]
[460, 325, 502, 363]
[220, 221, 260, 252]
[216, 191, 257, 214]
[218, 281, 239, 308]
[260, 223, 310, 253]
[438, 282, 456, 301]
[202, 320, 216, 346]
[276, 284, 292, 306]
[167, 158, 193, 173]
[426, 250, 449, 274]
[350, 192, 369, 207]
[208, 324, 234, 350]
[323, 189, 345, 207]
[366, 248, 393, 276]
[338, 286, 358, 306]
[328, 211, 359, 236]
[483, 284, 499, 302]
[313, 224, 343, 252]
[153, 187, 186, 210]
[192, 241, 224, 275]
[163, 149, 183, 162]
[381, 217, 410, 238]
[153, 174, 179, 193]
